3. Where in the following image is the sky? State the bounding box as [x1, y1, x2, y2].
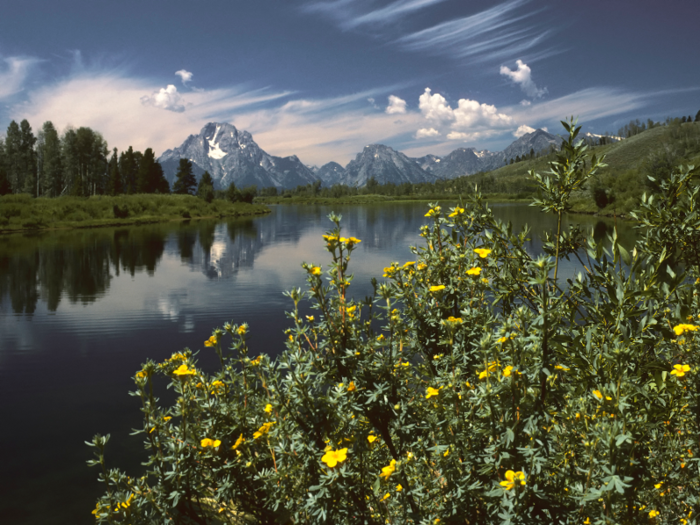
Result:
[1, 0, 698, 166]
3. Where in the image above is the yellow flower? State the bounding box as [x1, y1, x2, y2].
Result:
[396, 484, 403, 492]
[429, 285, 446, 292]
[443, 449, 450, 457]
[474, 248, 492, 258]
[204, 335, 218, 347]
[237, 325, 247, 335]
[367, 434, 378, 444]
[135, 370, 148, 379]
[231, 433, 245, 450]
[253, 421, 275, 439]
[201, 438, 222, 448]
[383, 266, 397, 277]
[379, 459, 396, 479]
[502, 366, 513, 377]
[583, 519, 590, 525]
[403, 261, 416, 269]
[671, 364, 691, 377]
[497, 336, 508, 344]
[654, 482, 663, 489]
[467, 267, 482, 276]
[347, 381, 356, 392]
[211, 380, 225, 394]
[425, 206, 440, 217]
[481, 277, 489, 284]
[554, 365, 570, 371]
[448, 206, 465, 217]
[249, 356, 262, 366]
[264, 403, 273, 413]
[425, 386, 440, 399]
[321, 447, 348, 468]
[479, 361, 499, 379]
[345, 237, 361, 246]
[173, 364, 196, 377]
[377, 334, 385, 342]
[648, 510, 659, 518]
[445, 316, 462, 324]
[673, 324, 699, 335]
[381, 492, 391, 501]
[417, 262, 427, 270]
[309, 265, 322, 275]
[592, 390, 603, 400]
[499, 470, 526, 490]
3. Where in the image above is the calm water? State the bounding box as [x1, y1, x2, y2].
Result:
[0, 203, 636, 524]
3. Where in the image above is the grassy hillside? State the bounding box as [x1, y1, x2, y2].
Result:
[0, 193, 270, 233]
[477, 121, 700, 216]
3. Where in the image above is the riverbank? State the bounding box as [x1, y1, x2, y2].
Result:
[255, 192, 532, 205]
[0, 194, 270, 234]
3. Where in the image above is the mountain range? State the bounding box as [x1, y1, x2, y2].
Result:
[158, 122, 566, 190]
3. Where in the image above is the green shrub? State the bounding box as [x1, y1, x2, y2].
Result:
[88, 121, 700, 524]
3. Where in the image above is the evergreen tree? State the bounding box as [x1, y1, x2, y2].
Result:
[173, 158, 196, 195]
[529, 147, 535, 159]
[152, 162, 170, 194]
[119, 147, 139, 194]
[136, 148, 170, 194]
[4, 121, 22, 193]
[37, 121, 63, 197]
[226, 181, 241, 203]
[19, 120, 38, 196]
[107, 148, 122, 195]
[695, 110, 700, 122]
[196, 171, 214, 202]
[0, 139, 11, 195]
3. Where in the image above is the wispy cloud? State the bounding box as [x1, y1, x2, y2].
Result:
[175, 69, 193, 85]
[0, 56, 41, 100]
[395, 0, 550, 62]
[302, 0, 450, 30]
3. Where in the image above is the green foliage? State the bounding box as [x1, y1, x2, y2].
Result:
[89, 122, 700, 524]
[197, 171, 215, 203]
[0, 193, 269, 232]
[173, 159, 197, 195]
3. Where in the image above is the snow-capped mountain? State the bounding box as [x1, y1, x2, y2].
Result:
[340, 144, 437, 187]
[503, 129, 563, 162]
[314, 162, 346, 186]
[158, 122, 317, 190]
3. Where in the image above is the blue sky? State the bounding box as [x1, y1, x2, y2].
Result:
[1, 0, 698, 165]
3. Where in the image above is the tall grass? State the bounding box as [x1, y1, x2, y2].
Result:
[0, 193, 269, 233]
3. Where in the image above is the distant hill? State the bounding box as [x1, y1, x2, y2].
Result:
[341, 144, 437, 187]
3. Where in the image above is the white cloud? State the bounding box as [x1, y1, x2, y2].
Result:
[415, 127, 440, 138]
[520, 100, 531, 106]
[386, 95, 407, 114]
[513, 124, 535, 137]
[500, 59, 546, 98]
[175, 69, 193, 85]
[140, 84, 186, 112]
[418, 88, 454, 123]
[446, 131, 469, 140]
[0, 56, 39, 100]
[452, 98, 513, 129]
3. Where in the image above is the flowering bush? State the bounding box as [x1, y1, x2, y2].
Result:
[88, 121, 700, 524]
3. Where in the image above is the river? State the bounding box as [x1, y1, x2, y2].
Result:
[0, 202, 637, 524]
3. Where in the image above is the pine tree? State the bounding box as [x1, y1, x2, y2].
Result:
[173, 158, 196, 195]
[5, 121, 22, 193]
[37, 121, 63, 197]
[695, 110, 700, 122]
[107, 148, 122, 195]
[0, 139, 11, 195]
[196, 171, 215, 202]
[119, 147, 139, 194]
[19, 120, 37, 196]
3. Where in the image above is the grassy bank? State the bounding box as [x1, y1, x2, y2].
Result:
[255, 192, 531, 206]
[0, 193, 270, 234]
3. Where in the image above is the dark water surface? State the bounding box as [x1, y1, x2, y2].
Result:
[0, 203, 636, 524]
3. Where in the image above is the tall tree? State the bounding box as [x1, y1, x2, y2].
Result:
[119, 147, 139, 194]
[0, 139, 11, 195]
[695, 110, 700, 122]
[196, 171, 214, 202]
[136, 148, 169, 193]
[19, 120, 38, 196]
[4, 121, 22, 193]
[107, 148, 122, 195]
[173, 158, 196, 195]
[37, 121, 63, 197]
[62, 127, 108, 196]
